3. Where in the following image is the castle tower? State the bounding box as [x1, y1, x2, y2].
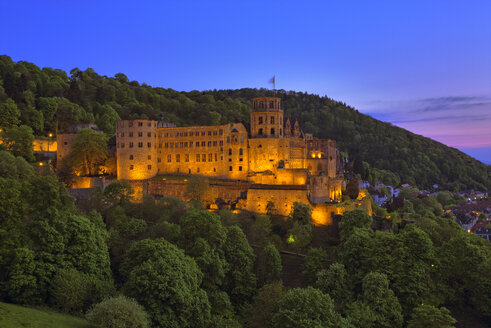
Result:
[293, 119, 301, 137]
[116, 119, 157, 180]
[250, 97, 284, 138]
[284, 118, 292, 136]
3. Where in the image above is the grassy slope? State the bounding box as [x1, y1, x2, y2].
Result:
[0, 302, 96, 328]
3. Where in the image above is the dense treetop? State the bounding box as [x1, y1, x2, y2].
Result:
[0, 55, 489, 190]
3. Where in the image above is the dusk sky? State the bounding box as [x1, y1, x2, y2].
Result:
[1, 0, 490, 163]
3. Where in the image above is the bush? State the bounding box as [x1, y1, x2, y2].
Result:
[86, 295, 150, 328]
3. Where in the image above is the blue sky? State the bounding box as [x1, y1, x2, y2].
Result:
[1, 0, 490, 163]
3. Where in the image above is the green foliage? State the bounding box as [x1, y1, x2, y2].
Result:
[65, 129, 109, 176]
[339, 209, 372, 242]
[184, 175, 211, 203]
[256, 243, 282, 286]
[246, 281, 285, 328]
[250, 214, 272, 246]
[346, 177, 360, 199]
[1, 125, 35, 161]
[316, 263, 353, 313]
[407, 305, 456, 328]
[86, 295, 150, 328]
[290, 202, 312, 225]
[287, 221, 313, 250]
[302, 247, 328, 285]
[218, 209, 239, 227]
[0, 98, 20, 127]
[50, 268, 90, 313]
[121, 238, 211, 328]
[103, 180, 133, 207]
[271, 287, 350, 328]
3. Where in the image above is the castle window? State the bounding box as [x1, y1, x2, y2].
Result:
[229, 158, 232, 162]
[190, 132, 193, 136]
[167, 155, 171, 162]
[208, 153, 212, 162]
[258, 144, 262, 148]
[259, 116, 263, 124]
[280, 128, 282, 135]
[138, 132, 143, 137]
[219, 129, 223, 135]
[208, 141, 212, 147]
[202, 154, 206, 162]
[148, 155, 151, 160]
[176, 154, 180, 163]
[239, 166, 242, 171]
[170, 142, 174, 148]
[213, 141, 217, 146]
[130, 165, 134, 170]
[138, 122, 143, 127]
[219, 140, 223, 146]
[196, 154, 200, 162]
[190, 142, 193, 147]
[227, 136, 230, 143]
[165, 133, 168, 137]
[196, 141, 199, 147]
[129, 132, 133, 137]
[215, 153, 217, 161]
[180, 142, 184, 148]
[233, 136, 238, 142]
[129, 142, 134, 148]
[258, 128, 263, 135]
[239, 158, 243, 162]
[201, 141, 205, 147]
[208, 131, 211, 136]
[184, 132, 188, 136]
[138, 142, 143, 148]
[158, 143, 162, 148]
[213, 130, 217, 136]
[221, 156, 223, 160]
[158, 133, 162, 137]
[147, 132, 151, 137]
[185, 154, 189, 162]
[121, 143, 125, 148]
[269, 101, 274, 108]
[271, 128, 275, 135]
[241, 136, 244, 143]
[197, 168, 200, 172]
[129, 122, 133, 127]
[214, 168, 216, 172]
[148, 165, 152, 170]
[201, 131, 205, 136]
[165, 143, 168, 148]
[228, 148, 232, 155]
[130, 155, 133, 160]
[271, 116, 275, 124]
[147, 122, 151, 127]
[158, 157, 161, 163]
[239, 148, 243, 155]
[121, 132, 125, 137]
[147, 142, 151, 148]
[229, 166, 232, 171]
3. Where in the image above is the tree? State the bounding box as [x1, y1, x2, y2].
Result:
[250, 214, 271, 246]
[287, 221, 312, 252]
[316, 263, 353, 313]
[347, 272, 403, 328]
[247, 281, 285, 328]
[290, 202, 312, 225]
[103, 180, 133, 207]
[2, 125, 35, 161]
[339, 209, 372, 242]
[222, 226, 257, 307]
[0, 98, 20, 127]
[302, 247, 328, 285]
[121, 238, 211, 328]
[184, 175, 213, 205]
[65, 128, 109, 176]
[86, 295, 150, 328]
[346, 177, 360, 199]
[256, 243, 282, 286]
[271, 287, 350, 328]
[407, 305, 456, 328]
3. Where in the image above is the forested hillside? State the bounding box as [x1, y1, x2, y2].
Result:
[0, 55, 489, 190]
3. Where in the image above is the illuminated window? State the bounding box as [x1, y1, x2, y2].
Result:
[196, 154, 200, 162]
[176, 154, 180, 163]
[138, 142, 143, 148]
[129, 155, 133, 160]
[130, 165, 134, 170]
[167, 155, 171, 162]
[129, 142, 134, 148]
[228, 148, 232, 155]
[138, 132, 143, 137]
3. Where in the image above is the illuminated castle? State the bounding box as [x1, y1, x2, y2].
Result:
[115, 97, 346, 223]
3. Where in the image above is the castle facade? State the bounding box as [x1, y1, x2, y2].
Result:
[114, 97, 347, 222]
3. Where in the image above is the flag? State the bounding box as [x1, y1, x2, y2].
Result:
[269, 75, 275, 89]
